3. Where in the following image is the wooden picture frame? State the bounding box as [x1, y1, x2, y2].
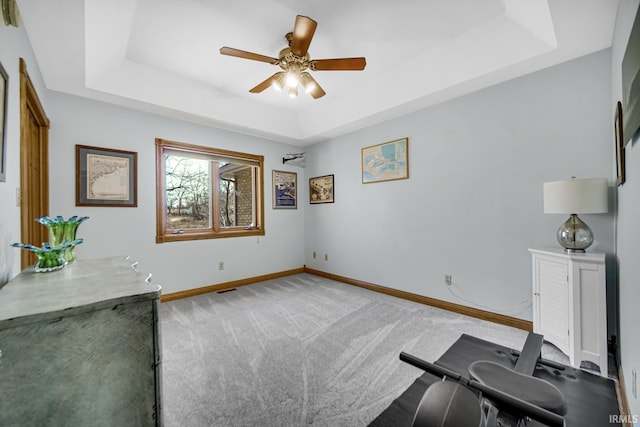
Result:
[361, 137, 409, 184]
[622, 4, 640, 147]
[309, 174, 334, 204]
[76, 145, 138, 207]
[615, 101, 626, 187]
[0, 60, 8, 182]
[272, 170, 297, 209]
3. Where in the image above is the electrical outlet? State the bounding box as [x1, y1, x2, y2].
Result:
[633, 367, 637, 399]
[218, 262, 224, 271]
[445, 274, 452, 286]
[324, 254, 328, 261]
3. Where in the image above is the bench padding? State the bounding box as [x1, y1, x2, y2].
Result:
[469, 360, 567, 416]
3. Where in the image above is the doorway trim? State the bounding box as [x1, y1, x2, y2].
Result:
[19, 58, 50, 268]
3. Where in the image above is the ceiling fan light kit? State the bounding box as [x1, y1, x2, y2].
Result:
[285, 62, 301, 87]
[2, 0, 20, 27]
[300, 73, 316, 93]
[220, 15, 366, 99]
[270, 72, 286, 92]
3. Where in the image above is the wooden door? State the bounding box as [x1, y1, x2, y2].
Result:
[19, 58, 50, 268]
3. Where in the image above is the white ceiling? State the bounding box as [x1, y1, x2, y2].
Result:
[17, 0, 618, 146]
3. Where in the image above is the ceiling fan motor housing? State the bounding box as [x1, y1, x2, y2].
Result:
[278, 46, 311, 73]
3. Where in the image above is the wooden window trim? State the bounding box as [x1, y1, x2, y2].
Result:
[155, 138, 264, 243]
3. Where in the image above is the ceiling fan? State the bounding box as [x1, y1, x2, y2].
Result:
[219, 15, 366, 99]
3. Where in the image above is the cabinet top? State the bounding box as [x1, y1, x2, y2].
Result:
[528, 247, 606, 261]
[0, 257, 161, 325]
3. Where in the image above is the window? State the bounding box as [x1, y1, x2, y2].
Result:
[155, 138, 264, 242]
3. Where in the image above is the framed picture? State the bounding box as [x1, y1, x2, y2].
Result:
[273, 170, 297, 209]
[622, 4, 640, 147]
[309, 174, 334, 204]
[615, 101, 625, 187]
[76, 145, 138, 207]
[361, 137, 409, 184]
[0, 60, 8, 182]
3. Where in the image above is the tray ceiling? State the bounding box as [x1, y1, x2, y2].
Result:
[17, 0, 618, 146]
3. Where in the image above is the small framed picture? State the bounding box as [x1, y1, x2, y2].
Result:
[309, 174, 334, 204]
[615, 101, 625, 187]
[273, 170, 297, 209]
[76, 145, 138, 207]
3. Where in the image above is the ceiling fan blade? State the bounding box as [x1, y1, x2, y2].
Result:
[249, 73, 282, 93]
[220, 47, 279, 65]
[310, 57, 367, 71]
[290, 15, 317, 57]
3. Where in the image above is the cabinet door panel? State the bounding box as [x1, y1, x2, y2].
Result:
[536, 258, 569, 353]
[577, 263, 606, 366]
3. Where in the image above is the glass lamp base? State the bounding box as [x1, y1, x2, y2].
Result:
[557, 214, 593, 253]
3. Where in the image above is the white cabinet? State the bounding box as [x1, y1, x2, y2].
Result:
[529, 248, 607, 377]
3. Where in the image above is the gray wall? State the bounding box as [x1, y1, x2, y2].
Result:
[304, 49, 614, 324]
[612, 0, 640, 417]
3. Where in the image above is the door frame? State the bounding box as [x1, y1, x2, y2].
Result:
[19, 58, 50, 269]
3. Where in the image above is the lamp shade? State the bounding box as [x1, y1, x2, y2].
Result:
[543, 178, 608, 214]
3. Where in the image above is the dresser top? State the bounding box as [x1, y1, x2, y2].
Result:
[0, 257, 161, 324]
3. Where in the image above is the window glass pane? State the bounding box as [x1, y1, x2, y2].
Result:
[219, 162, 255, 228]
[165, 154, 211, 230]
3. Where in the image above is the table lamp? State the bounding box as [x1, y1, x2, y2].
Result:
[543, 177, 608, 252]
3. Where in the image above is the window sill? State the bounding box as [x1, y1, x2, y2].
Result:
[156, 228, 265, 243]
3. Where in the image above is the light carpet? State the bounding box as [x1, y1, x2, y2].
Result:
[159, 273, 565, 427]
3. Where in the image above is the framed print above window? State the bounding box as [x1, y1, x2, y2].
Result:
[76, 145, 138, 207]
[273, 170, 297, 209]
[361, 137, 409, 184]
[309, 174, 334, 204]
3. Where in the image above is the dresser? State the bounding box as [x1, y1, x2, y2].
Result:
[0, 257, 162, 426]
[529, 248, 607, 377]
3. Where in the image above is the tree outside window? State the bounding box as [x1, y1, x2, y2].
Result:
[155, 138, 264, 242]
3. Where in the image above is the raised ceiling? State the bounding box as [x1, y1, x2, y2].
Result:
[17, 0, 618, 146]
